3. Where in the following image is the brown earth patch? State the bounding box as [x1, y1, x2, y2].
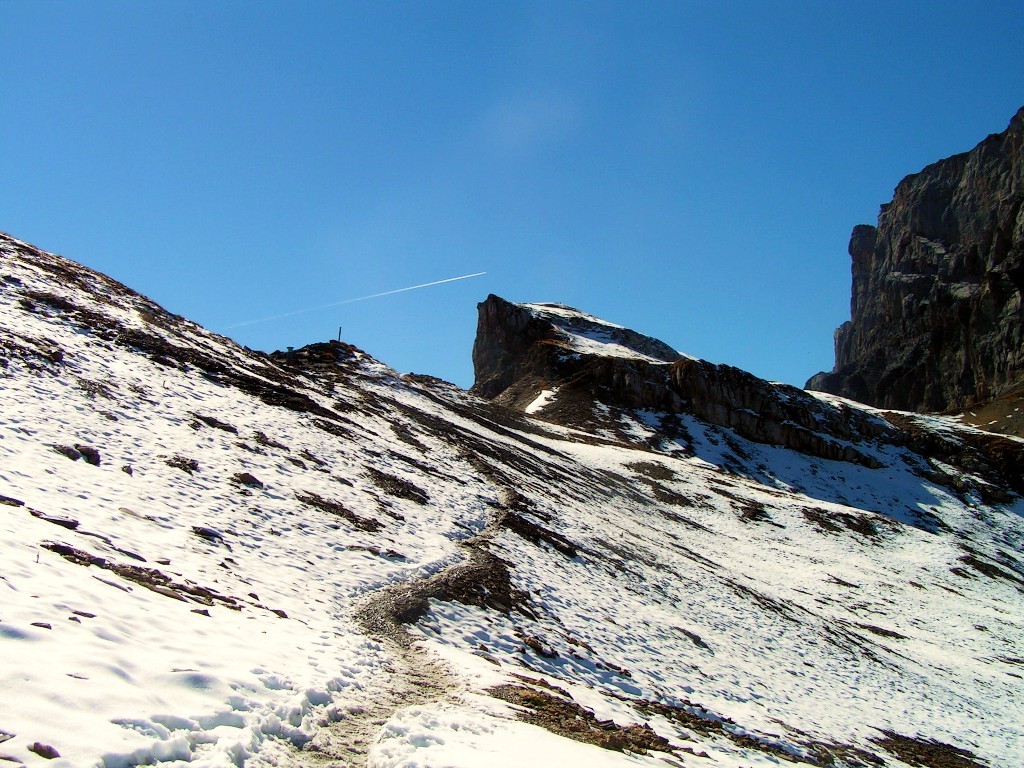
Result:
[738, 500, 784, 527]
[357, 545, 534, 646]
[957, 552, 1024, 590]
[855, 623, 908, 640]
[626, 461, 678, 482]
[165, 455, 199, 474]
[490, 684, 670, 755]
[638, 700, 883, 766]
[802, 508, 894, 541]
[498, 508, 578, 558]
[872, 731, 988, 768]
[295, 491, 382, 532]
[253, 431, 289, 450]
[41, 541, 240, 608]
[192, 414, 238, 434]
[366, 468, 429, 505]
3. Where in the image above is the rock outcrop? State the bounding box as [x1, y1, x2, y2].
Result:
[807, 106, 1024, 414]
[472, 295, 896, 467]
[471, 295, 681, 401]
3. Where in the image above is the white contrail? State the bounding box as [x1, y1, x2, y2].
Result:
[225, 272, 487, 329]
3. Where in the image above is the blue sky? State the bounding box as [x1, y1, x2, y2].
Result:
[3, 1, 1022, 389]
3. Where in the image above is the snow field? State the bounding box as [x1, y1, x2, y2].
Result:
[3, 238, 1023, 767]
[405, 412, 1024, 765]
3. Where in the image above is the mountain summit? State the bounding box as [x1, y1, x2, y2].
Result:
[2, 234, 1023, 768]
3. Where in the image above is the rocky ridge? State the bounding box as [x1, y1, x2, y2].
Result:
[807, 106, 1024, 420]
[472, 294, 1023, 492]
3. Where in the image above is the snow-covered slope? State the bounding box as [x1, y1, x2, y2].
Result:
[2, 233, 1023, 768]
[520, 302, 687, 363]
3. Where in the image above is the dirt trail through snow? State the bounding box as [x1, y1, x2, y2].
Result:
[292, 622, 456, 766]
[288, 477, 522, 767]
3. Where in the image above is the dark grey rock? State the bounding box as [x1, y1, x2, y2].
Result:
[74, 444, 101, 466]
[28, 742, 60, 759]
[28, 509, 79, 530]
[231, 472, 264, 489]
[808, 106, 1024, 414]
[471, 295, 1023, 491]
[52, 445, 82, 461]
[191, 526, 225, 543]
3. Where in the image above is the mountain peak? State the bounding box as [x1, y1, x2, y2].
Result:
[471, 294, 685, 401]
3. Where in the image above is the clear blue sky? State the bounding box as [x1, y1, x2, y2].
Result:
[3, 1, 1022, 389]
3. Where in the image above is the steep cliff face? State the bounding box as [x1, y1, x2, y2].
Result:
[471, 295, 682, 402]
[808, 106, 1024, 414]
